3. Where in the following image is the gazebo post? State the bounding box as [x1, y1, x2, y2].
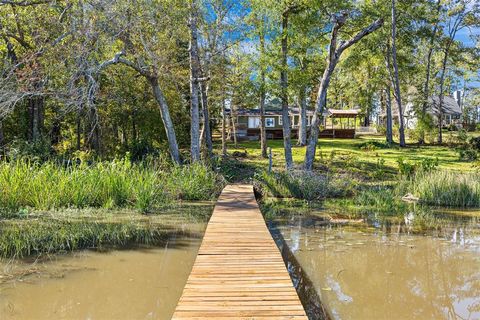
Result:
[332, 115, 335, 138]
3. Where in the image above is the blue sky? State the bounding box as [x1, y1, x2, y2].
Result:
[455, 27, 479, 88]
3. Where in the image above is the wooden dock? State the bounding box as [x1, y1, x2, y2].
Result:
[172, 184, 307, 320]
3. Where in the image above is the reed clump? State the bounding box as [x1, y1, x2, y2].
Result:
[254, 170, 356, 201]
[399, 170, 480, 208]
[0, 159, 224, 214]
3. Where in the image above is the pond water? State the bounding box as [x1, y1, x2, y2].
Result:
[269, 209, 480, 320]
[0, 209, 210, 320]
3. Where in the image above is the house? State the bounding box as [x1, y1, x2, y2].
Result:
[381, 94, 462, 129]
[404, 95, 462, 129]
[229, 106, 359, 140]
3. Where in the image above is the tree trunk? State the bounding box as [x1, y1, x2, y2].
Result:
[132, 110, 138, 143]
[28, 96, 44, 142]
[189, 0, 201, 162]
[0, 120, 4, 149]
[385, 86, 393, 144]
[231, 111, 237, 147]
[221, 89, 227, 157]
[419, 0, 441, 143]
[304, 63, 335, 171]
[259, 28, 267, 158]
[200, 81, 213, 157]
[281, 11, 293, 170]
[88, 106, 101, 154]
[437, 50, 449, 144]
[76, 110, 81, 151]
[391, 0, 406, 147]
[297, 85, 307, 146]
[50, 108, 62, 146]
[148, 77, 181, 164]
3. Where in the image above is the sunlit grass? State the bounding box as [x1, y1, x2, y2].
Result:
[0, 159, 225, 214]
[226, 134, 475, 173]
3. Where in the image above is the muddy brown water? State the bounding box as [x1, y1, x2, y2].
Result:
[0, 215, 208, 320]
[270, 211, 480, 320]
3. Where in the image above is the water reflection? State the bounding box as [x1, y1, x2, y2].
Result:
[271, 210, 480, 320]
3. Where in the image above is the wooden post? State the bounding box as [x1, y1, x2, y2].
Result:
[268, 147, 273, 173]
[332, 115, 335, 138]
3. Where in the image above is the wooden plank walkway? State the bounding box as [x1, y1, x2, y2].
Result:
[172, 184, 308, 320]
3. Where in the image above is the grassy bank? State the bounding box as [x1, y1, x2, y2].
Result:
[227, 135, 477, 181]
[0, 159, 224, 214]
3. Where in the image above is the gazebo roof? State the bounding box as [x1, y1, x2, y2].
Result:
[328, 109, 359, 118]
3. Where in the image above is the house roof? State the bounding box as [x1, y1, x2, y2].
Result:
[384, 95, 461, 117]
[231, 107, 315, 116]
[429, 95, 462, 115]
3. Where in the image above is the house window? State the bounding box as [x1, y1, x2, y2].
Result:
[278, 116, 283, 126]
[248, 116, 261, 128]
[265, 118, 275, 128]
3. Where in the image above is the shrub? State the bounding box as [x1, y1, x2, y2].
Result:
[469, 136, 480, 150]
[396, 157, 438, 176]
[358, 141, 390, 151]
[457, 148, 478, 161]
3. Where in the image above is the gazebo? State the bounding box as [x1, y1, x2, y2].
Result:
[319, 109, 359, 138]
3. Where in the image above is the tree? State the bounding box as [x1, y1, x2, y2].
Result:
[436, 0, 479, 144]
[389, 0, 406, 147]
[189, 0, 202, 162]
[280, 8, 294, 170]
[304, 13, 383, 171]
[419, 0, 442, 144]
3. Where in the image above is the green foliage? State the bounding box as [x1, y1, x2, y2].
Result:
[254, 170, 355, 201]
[0, 219, 168, 258]
[358, 141, 390, 151]
[7, 138, 54, 162]
[396, 156, 439, 177]
[354, 186, 406, 215]
[0, 158, 224, 214]
[167, 163, 225, 201]
[457, 148, 478, 161]
[400, 171, 480, 208]
[456, 135, 480, 162]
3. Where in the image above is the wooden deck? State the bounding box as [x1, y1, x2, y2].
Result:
[172, 184, 307, 320]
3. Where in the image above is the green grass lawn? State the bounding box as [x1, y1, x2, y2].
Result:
[225, 134, 477, 176]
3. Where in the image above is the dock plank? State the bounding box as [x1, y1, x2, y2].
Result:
[172, 184, 307, 319]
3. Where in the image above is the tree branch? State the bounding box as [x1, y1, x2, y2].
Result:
[0, 0, 51, 6]
[338, 18, 384, 54]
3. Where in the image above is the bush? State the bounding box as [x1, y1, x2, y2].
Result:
[469, 136, 480, 150]
[7, 137, 54, 162]
[358, 141, 390, 151]
[457, 148, 478, 161]
[456, 136, 480, 162]
[396, 157, 438, 176]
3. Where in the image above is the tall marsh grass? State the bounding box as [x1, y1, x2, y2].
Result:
[0, 159, 224, 214]
[399, 171, 480, 207]
[254, 170, 356, 201]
